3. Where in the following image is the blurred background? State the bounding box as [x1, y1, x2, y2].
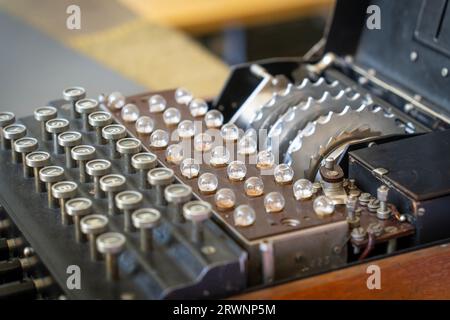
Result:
[0, 0, 334, 116]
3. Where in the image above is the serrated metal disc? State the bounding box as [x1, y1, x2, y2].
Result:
[264, 90, 369, 159]
[248, 77, 345, 132]
[285, 105, 407, 180]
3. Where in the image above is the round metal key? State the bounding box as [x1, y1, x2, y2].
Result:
[0, 112, 15, 127]
[117, 138, 141, 174]
[97, 232, 126, 254]
[58, 131, 82, 147]
[34, 106, 57, 140]
[14, 137, 38, 177]
[39, 166, 65, 183]
[75, 99, 99, 131]
[52, 181, 78, 199]
[63, 86, 86, 118]
[81, 214, 109, 261]
[148, 167, 175, 206]
[71, 145, 96, 183]
[183, 201, 212, 223]
[46, 118, 70, 154]
[165, 184, 192, 223]
[25, 151, 51, 192]
[66, 197, 93, 217]
[132, 208, 161, 229]
[96, 232, 126, 280]
[102, 124, 127, 159]
[86, 159, 112, 177]
[183, 200, 212, 243]
[71, 145, 96, 161]
[52, 181, 78, 225]
[132, 152, 158, 189]
[89, 111, 113, 144]
[116, 190, 143, 232]
[66, 197, 93, 242]
[81, 214, 109, 235]
[100, 174, 127, 216]
[0, 112, 16, 150]
[40, 165, 65, 209]
[3, 124, 27, 162]
[14, 137, 38, 154]
[148, 168, 175, 186]
[63, 86, 86, 102]
[131, 152, 158, 170]
[86, 159, 112, 199]
[58, 131, 82, 168]
[116, 138, 142, 154]
[132, 208, 161, 252]
[115, 190, 143, 211]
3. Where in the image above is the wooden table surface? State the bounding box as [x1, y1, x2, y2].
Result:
[236, 242, 450, 299]
[119, 0, 334, 34]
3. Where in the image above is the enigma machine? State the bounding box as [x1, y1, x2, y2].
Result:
[0, 0, 450, 299]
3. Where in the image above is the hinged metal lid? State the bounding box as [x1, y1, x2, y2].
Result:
[324, 0, 450, 120]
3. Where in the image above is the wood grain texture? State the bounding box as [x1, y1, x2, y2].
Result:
[235, 243, 450, 299]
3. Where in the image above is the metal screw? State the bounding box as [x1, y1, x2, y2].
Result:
[346, 195, 360, 228]
[66, 198, 92, 243]
[367, 222, 384, 236]
[102, 124, 127, 159]
[86, 159, 112, 199]
[164, 184, 192, 223]
[14, 137, 38, 178]
[58, 131, 82, 168]
[3, 124, 27, 162]
[71, 145, 96, 183]
[148, 168, 175, 206]
[100, 174, 126, 215]
[80, 214, 108, 261]
[351, 227, 367, 241]
[46, 118, 69, 154]
[52, 181, 78, 225]
[26, 151, 51, 193]
[183, 201, 212, 244]
[115, 191, 143, 232]
[116, 138, 142, 174]
[63, 86, 86, 119]
[368, 198, 381, 212]
[358, 192, 371, 206]
[39, 166, 65, 208]
[96, 232, 126, 281]
[75, 99, 98, 131]
[0, 112, 15, 150]
[376, 185, 391, 220]
[442, 67, 448, 78]
[132, 208, 161, 252]
[34, 106, 57, 140]
[410, 51, 418, 62]
[88, 111, 113, 144]
[131, 152, 158, 189]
